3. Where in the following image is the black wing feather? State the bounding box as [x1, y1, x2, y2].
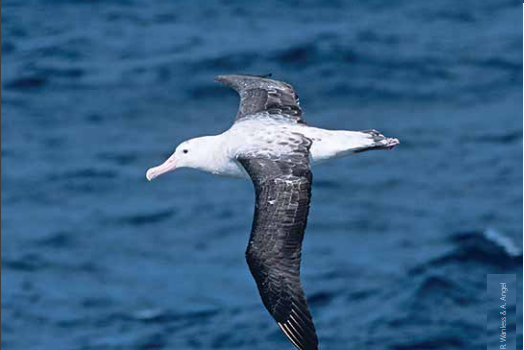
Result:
[214, 74, 305, 123]
[238, 137, 318, 350]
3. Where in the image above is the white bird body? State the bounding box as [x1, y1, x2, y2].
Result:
[147, 115, 398, 180]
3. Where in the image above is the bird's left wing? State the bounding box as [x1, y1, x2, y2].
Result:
[237, 136, 318, 350]
[214, 74, 305, 124]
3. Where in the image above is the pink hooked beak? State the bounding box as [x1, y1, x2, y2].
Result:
[146, 154, 177, 181]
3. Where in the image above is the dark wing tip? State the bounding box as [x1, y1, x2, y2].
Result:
[214, 73, 304, 122]
[278, 310, 318, 350]
[214, 73, 274, 87]
[215, 73, 271, 80]
[277, 299, 318, 350]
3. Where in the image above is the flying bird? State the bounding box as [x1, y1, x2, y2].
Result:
[146, 74, 399, 350]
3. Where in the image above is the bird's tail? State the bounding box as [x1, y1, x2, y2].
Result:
[353, 130, 399, 153]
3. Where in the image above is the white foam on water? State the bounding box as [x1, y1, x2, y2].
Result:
[483, 228, 522, 258]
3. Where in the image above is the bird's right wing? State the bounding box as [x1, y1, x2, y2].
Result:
[237, 136, 318, 350]
[214, 74, 305, 124]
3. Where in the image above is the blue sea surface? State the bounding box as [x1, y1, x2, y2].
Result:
[1, 1, 522, 349]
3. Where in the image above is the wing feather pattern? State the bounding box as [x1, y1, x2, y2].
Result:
[215, 74, 305, 123]
[238, 136, 318, 350]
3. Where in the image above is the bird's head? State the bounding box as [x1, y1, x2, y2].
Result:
[146, 136, 218, 181]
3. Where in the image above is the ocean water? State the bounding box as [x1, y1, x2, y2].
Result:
[1, 1, 522, 349]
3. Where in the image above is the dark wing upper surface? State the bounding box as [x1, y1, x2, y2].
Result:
[237, 136, 318, 350]
[214, 74, 305, 124]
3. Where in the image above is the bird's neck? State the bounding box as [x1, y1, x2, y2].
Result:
[194, 134, 246, 178]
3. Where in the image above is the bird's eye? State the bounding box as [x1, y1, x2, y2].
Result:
[183, 149, 189, 154]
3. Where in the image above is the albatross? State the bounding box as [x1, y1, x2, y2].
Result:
[146, 74, 399, 350]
